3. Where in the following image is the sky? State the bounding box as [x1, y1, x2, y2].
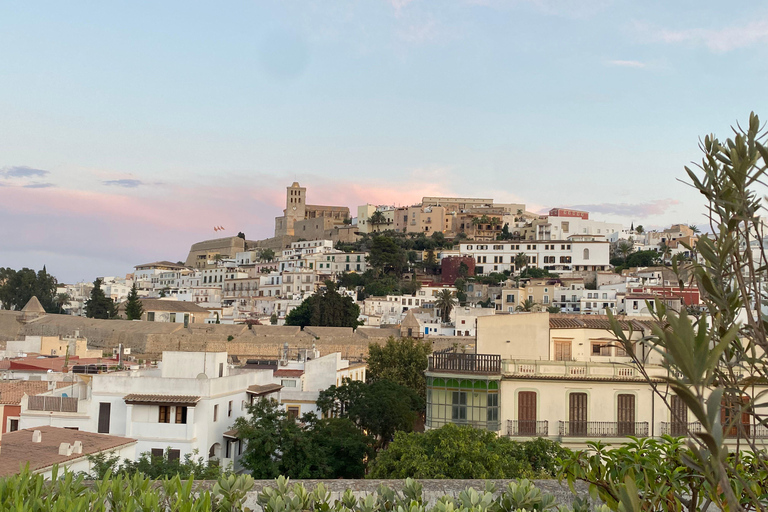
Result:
[1, 0, 766, 283]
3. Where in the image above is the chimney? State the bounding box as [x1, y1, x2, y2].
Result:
[32, 430, 42, 443]
[58, 443, 73, 456]
[72, 440, 83, 454]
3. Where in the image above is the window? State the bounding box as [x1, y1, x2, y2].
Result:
[569, 393, 588, 435]
[169, 313, 176, 322]
[151, 448, 164, 459]
[98, 402, 111, 434]
[583, 248, 590, 260]
[281, 379, 297, 387]
[287, 406, 300, 419]
[452, 391, 467, 421]
[9, 419, 18, 432]
[213, 404, 219, 422]
[159, 405, 170, 423]
[175, 406, 188, 424]
[228, 401, 233, 417]
[219, 363, 224, 378]
[670, 395, 688, 435]
[506, 294, 514, 302]
[169, 449, 181, 461]
[617, 394, 636, 435]
[518, 391, 537, 435]
[554, 340, 572, 361]
[147, 312, 155, 322]
[487, 393, 499, 425]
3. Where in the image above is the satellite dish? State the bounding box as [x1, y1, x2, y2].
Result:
[196, 373, 208, 380]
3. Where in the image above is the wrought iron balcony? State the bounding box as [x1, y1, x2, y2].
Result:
[558, 421, 649, 437]
[661, 421, 768, 439]
[428, 353, 501, 374]
[507, 420, 549, 437]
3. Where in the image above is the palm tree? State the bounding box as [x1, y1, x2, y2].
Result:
[435, 289, 457, 324]
[659, 241, 672, 263]
[212, 254, 224, 265]
[617, 241, 633, 263]
[368, 211, 387, 230]
[55, 293, 70, 314]
[514, 252, 528, 274]
[516, 298, 538, 312]
[688, 224, 701, 234]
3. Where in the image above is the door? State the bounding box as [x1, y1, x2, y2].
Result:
[670, 395, 688, 436]
[98, 402, 111, 434]
[518, 391, 537, 435]
[721, 396, 750, 437]
[569, 393, 587, 436]
[554, 340, 572, 361]
[617, 394, 635, 435]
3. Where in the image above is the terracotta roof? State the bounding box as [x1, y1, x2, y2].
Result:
[273, 369, 304, 378]
[0, 381, 70, 405]
[8, 356, 119, 372]
[548, 314, 654, 331]
[21, 296, 46, 314]
[0, 426, 136, 477]
[123, 394, 201, 405]
[247, 383, 283, 396]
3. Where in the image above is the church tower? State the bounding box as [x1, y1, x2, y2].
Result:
[284, 182, 306, 236]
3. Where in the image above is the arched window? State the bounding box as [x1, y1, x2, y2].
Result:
[583, 248, 590, 260]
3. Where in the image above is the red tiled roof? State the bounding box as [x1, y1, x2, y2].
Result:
[0, 381, 70, 405]
[548, 314, 655, 331]
[273, 369, 304, 378]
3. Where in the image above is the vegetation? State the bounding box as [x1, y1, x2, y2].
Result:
[259, 248, 276, 262]
[0, 465, 254, 511]
[234, 398, 374, 479]
[519, 267, 558, 279]
[84, 278, 117, 319]
[0, 266, 58, 312]
[285, 281, 362, 328]
[337, 270, 421, 299]
[55, 292, 71, 314]
[317, 379, 423, 448]
[592, 112, 768, 512]
[434, 289, 456, 323]
[611, 249, 661, 271]
[87, 448, 223, 480]
[368, 423, 569, 479]
[366, 336, 431, 401]
[124, 283, 143, 320]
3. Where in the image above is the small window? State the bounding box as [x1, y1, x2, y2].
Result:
[287, 406, 300, 419]
[151, 448, 164, 459]
[159, 405, 170, 423]
[219, 363, 224, 377]
[228, 400, 233, 417]
[281, 379, 297, 387]
[147, 312, 155, 322]
[169, 449, 181, 461]
[9, 419, 18, 432]
[213, 404, 219, 422]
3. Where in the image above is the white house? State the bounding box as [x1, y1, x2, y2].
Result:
[19, 351, 275, 463]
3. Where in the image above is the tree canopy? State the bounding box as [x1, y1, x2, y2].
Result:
[0, 266, 58, 312]
[85, 278, 117, 319]
[317, 379, 423, 448]
[367, 336, 431, 401]
[367, 423, 569, 479]
[124, 283, 143, 320]
[234, 398, 373, 479]
[284, 281, 361, 328]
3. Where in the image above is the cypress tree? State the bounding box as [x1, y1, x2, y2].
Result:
[85, 279, 117, 319]
[125, 283, 144, 320]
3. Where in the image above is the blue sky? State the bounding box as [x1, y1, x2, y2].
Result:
[1, 0, 766, 282]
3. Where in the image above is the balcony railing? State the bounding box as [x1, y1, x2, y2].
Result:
[428, 353, 501, 374]
[661, 421, 768, 439]
[507, 420, 549, 437]
[558, 421, 649, 437]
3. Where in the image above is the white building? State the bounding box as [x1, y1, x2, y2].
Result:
[19, 351, 275, 462]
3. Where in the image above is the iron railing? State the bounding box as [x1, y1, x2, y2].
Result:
[507, 420, 549, 437]
[661, 421, 768, 438]
[558, 421, 649, 437]
[428, 353, 501, 374]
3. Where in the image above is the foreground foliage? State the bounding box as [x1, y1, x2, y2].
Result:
[368, 423, 569, 479]
[87, 448, 223, 480]
[0, 466, 254, 511]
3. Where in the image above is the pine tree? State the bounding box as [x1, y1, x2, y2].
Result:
[125, 283, 144, 320]
[85, 279, 117, 319]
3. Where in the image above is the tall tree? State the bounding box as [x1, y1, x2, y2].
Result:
[124, 283, 144, 320]
[55, 293, 71, 314]
[85, 279, 117, 319]
[284, 281, 361, 328]
[367, 236, 407, 276]
[259, 248, 275, 263]
[0, 266, 57, 312]
[434, 288, 456, 323]
[514, 252, 528, 274]
[367, 336, 431, 401]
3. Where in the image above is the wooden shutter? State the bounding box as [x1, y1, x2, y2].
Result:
[151, 448, 164, 459]
[670, 395, 688, 435]
[518, 392, 537, 435]
[569, 393, 587, 435]
[721, 396, 751, 437]
[554, 340, 571, 361]
[617, 394, 635, 435]
[98, 402, 111, 434]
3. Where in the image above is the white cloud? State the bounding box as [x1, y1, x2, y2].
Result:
[641, 19, 768, 53]
[606, 59, 646, 68]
